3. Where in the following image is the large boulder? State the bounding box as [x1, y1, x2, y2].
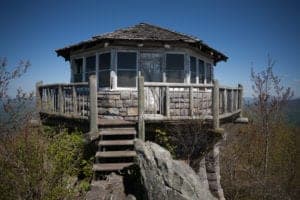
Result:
[135, 139, 216, 200]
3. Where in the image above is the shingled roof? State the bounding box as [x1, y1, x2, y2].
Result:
[56, 23, 228, 63]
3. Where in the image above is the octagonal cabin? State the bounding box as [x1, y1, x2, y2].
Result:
[37, 23, 243, 130]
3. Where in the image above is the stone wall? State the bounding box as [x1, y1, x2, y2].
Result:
[98, 89, 212, 120]
[98, 91, 138, 121]
[169, 90, 212, 116]
[205, 142, 225, 200]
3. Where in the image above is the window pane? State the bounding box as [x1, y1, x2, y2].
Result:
[99, 53, 110, 70]
[117, 71, 136, 87]
[74, 74, 82, 82]
[140, 52, 162, 82]
[74, 58, 83, 74]
[206, 63, 213, 83]
[86, 56, 96, 72]
[99, 70, 110, 87]
[117, 52, 136, 69]
[199, 59, 205, 83]
[166, 70, 184, 83]
[190, 56, 196, 83]
[166, 54, 184, 70]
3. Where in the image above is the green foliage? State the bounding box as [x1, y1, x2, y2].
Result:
[48, 130, 84, 176]
[0, 126, 93, 200]
[78, 180, 91, 192]
[154, 128, 176, 156]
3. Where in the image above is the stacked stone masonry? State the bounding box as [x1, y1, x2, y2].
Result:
[98, 91, 138, 121]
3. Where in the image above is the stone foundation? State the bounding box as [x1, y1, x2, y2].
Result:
[205, 142, 225, 200]
[98, 91, 138, 121]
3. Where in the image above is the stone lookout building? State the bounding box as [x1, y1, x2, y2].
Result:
[36, 23, 244, 178]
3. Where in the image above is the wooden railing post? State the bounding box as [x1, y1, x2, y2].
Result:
[165, 86, 170, 117]
[189, 86, 193, 116]
[138, 74, 145, 141]
[72, 85, 78, 115]
[58, 85, 64, 114]
[212, 79, 220, 129]
[238, 84, 243, 114]
[223, 89, 227, 114]
[89, 75, 98, 133]
[35, 81, 43, 112]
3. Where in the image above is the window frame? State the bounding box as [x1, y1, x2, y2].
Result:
[165, 52, 185, 83]
[116, 50, 138, 90]
[98, 51, 111, 89]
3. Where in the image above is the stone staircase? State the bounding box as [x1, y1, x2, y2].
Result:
[93, 120, 137, 175]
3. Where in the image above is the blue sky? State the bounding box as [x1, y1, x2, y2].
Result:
[0, 0, 299, 98]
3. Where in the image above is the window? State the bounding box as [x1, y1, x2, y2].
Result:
[73, 58, 83, 82]
[85, 56, 96, 81]
[140, 52, 162, 82]
[206, 63, 213, 83]
[199, 59, 205, 83]
[98, 53, 111, 87]
[117, 52, 137, 87]
[190, 56, 196, 83]
[166, 54, 184, 83]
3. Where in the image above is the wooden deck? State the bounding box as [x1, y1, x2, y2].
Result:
[36, 75, 244, 140]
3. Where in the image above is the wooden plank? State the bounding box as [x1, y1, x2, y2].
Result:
[93, 163, 134, 171]
[98, 140, 134, 146]
[100, 128, 136, 136]
[95, 151, 136, 158]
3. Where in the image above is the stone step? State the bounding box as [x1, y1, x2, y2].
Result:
[96, 150, 136, 158]
[93, 162, 134, 171]
[99, 128, 136, 136]
[99, 140, 134, 146]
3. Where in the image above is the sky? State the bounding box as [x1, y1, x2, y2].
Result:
[0, 0, 299, 98]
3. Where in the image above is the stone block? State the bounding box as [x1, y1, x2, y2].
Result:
[120, 91, 131, 100]
[108, 108, 119, 115]
[130, 91, 138, 99]
[115, 100, 123, 108]
[127, 107, 138, 116]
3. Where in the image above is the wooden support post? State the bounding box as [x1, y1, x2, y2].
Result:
[138, 75, 145, 141]
[72, 85, 78, 115]
[223, 89, 227, 114]
[212, 79, 220, 129]
[238, 84, 243, 115]
[89, 75, 98, 133]
[165, 86, 170, 117]
[230, 89, 234, 112]
[189, 86, 193, 116]
[35, 81, 43, 112]
[58, 85, 64, 114]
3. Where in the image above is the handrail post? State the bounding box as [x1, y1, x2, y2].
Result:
[138, 74, 145, 141]
[189, 86, 193, 116]
[35, 81, 43, 113]
[238, 84, 243, 115]
[72, 85, 78, 115]
[89, 74, 98, 134]
[165, 86, 170, 117]
[212, 79, 220, 129]
[58, 84, 64, 114]
[223, 89, 227, 114]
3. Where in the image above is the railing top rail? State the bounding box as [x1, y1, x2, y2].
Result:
[39, 82, 88, 89]
[219, 85, 242, 90]
[144, 82, 214, 88]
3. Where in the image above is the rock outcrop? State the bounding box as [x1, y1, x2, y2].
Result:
[135, 139, 217, 200]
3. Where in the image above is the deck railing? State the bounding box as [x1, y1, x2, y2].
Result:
[36, 82, 89, 118]
[137, 75, 243, 139]
[36, 75, 243, 140]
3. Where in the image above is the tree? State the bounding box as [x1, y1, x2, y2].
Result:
[250, 56, 293, 175]
[220, 56, 297, 200]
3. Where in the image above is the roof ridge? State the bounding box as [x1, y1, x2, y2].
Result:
[137, 22, 201, 42]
